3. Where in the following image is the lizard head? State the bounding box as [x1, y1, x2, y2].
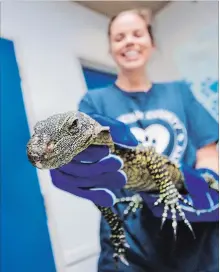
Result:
[27, 111, 105, 169]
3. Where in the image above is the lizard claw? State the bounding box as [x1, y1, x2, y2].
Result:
[113, 253, 129, 266]
[115, 194, 143, 218]
[155, 183, 196, 239]
[124, 242, 130, 248]
[119, 255, 129, 266]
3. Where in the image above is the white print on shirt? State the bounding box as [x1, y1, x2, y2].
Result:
[117, 109, 188, 163]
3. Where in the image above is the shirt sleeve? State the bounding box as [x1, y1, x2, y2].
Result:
[180, 82, 218, 149]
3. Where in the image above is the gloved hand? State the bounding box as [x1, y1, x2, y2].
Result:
[141, 164, 219, 222]
[50, 114, 138, 207]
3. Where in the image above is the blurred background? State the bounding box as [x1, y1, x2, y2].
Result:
[1, 1, 218, 272]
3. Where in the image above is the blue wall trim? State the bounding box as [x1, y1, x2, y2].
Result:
[1, 38, 56, 272]
[82, 66, 117, 90]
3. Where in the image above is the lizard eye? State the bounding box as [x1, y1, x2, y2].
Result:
[68, 119, 79, 134]
[71, 119, 78, 127]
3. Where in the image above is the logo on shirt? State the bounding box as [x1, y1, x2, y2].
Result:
[117, 109, 188, 163]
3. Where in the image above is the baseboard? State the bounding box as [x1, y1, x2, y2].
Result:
[64, 244, 100, 267]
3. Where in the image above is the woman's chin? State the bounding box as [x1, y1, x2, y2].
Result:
[120, 62, 146, 72]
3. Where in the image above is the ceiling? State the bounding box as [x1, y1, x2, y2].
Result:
[75, 1, 170, 18]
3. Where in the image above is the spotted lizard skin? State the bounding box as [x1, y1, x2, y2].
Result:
[26, 111, 213, 266]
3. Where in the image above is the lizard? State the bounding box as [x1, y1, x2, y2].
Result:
[26, 111, 218, 266]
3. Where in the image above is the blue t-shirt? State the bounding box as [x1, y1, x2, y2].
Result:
[79, 81, 219, 272]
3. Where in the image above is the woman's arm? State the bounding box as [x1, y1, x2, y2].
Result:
[196, 143, 219, 173]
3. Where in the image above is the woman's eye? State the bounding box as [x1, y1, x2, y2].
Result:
[114, 34, 124, 42]
[134, 30, 143, 37]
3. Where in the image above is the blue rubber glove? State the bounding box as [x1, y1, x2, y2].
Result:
[50, 114, 138, 207]
[141, 165, 219, 222]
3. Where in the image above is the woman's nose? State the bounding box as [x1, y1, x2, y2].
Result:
[124, 35, 135, 45]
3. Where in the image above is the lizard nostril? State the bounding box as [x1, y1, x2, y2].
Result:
[46, 142, 54, 152]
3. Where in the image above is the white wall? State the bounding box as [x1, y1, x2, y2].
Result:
[2, 1, 218, 271]
[152, 1, 218, 120]
[149, 1, 218, 82]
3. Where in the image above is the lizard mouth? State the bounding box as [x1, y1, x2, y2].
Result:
[35, 150, 77, 169]
[27, 150, 56, 168]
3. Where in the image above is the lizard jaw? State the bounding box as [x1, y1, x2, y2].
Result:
[35, 161, 43, 169]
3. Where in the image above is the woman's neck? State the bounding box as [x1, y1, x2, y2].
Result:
[115, 70, 152, 93]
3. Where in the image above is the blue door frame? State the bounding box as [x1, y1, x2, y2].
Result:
[82, 66, 117, 90]
[1, 38, 56, 272]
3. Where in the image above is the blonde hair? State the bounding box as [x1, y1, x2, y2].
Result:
[107, 8, 154, 45]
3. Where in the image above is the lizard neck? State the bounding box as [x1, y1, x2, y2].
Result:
[93, 130, 115, 153]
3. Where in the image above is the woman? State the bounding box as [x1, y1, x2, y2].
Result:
[51, 9, 219, 271]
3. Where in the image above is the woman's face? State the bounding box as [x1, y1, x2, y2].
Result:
[109, 12, 154, 72]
